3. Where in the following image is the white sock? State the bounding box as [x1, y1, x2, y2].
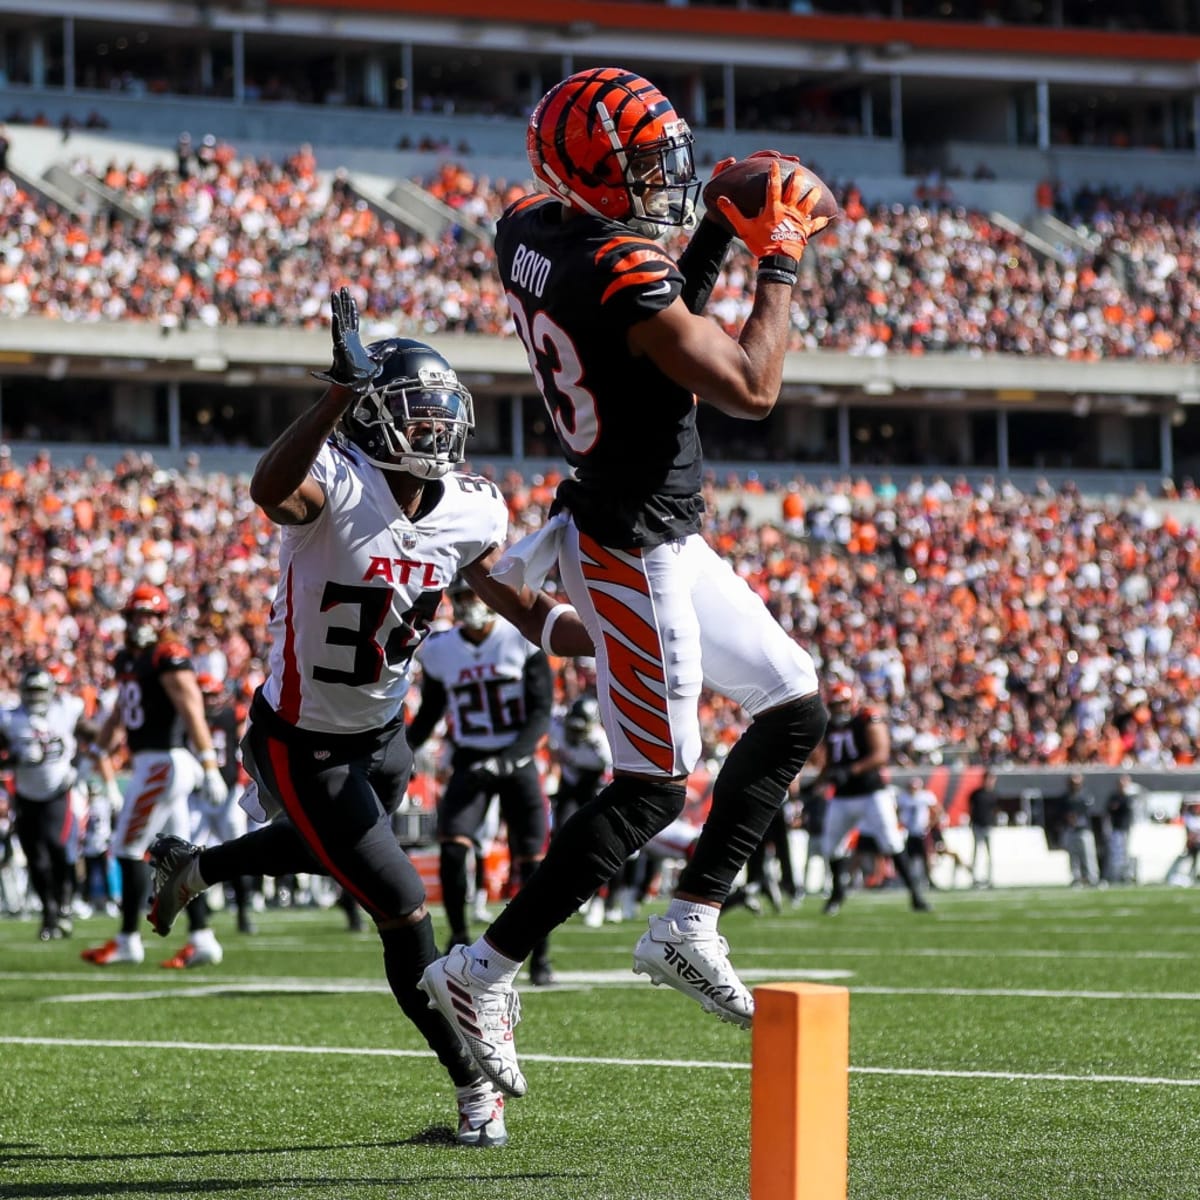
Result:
[118, 931, 142, 949]
[466, 938, 521, 986]
[190, 927, 219, 952]
[666, 899, 719, 933]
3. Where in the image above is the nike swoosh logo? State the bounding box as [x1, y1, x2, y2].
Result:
[644, 280, 672, 297]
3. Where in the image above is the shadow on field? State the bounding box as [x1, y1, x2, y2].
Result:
[0, 1178, 578, 1198]
[0, 1134, 585, 1196]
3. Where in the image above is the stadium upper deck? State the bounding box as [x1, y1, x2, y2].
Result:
[0, 0, 1198, 481]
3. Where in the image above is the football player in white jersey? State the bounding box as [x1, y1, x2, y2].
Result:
[549, 695, 623, 925]
[0, 665, 92, 939]
[145, 289, 592, 1147]
[409, 579, 554, 984]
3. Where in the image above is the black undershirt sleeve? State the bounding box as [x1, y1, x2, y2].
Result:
[406, 675, 447, 753]
[677, 218, 734, 315]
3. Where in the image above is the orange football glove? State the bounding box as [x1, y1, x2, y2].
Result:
[714, 158, 832, 262]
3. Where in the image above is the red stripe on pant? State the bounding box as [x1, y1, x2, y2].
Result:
[265, 736, 380, 918]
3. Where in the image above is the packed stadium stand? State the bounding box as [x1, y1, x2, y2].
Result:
[0, 0, 1198, 778]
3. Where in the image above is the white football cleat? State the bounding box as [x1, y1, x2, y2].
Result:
[160, 939, 224, 969]
[455, 1081, 508, 1147]
[632, 915, 754, 1029]
[81, 935, 144, 966]
[419, 946, 527, 1098]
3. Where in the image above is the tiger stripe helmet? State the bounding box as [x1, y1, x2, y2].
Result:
[528, 67, 700, 238]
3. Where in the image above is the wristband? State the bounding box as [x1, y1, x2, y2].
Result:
[106, 779, 122, 806]
[757, 253, 799, 286]
[199, 749, 218, 768]
[540, 603, 576, 656]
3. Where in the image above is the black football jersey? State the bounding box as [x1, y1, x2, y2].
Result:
[206, 703, 242, 787]
[112, 641, 193, 753]
[825, 709, 886, 796]
[495, 193, 705, 548]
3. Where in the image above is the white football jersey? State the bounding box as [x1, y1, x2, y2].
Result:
[262, 439, 508, 735]
[417, 617, 539, 752]
[896, 787, 937, 836]
[0, 694, 85, 800]
[550, 716, 612, 783]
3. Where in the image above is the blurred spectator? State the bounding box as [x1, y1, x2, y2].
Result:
[968, 769, 999, 887]
[1104, 774, 1137, 883]
[1062, 772, 1101, 886]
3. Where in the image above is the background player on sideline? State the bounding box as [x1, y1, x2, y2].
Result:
[81, 587, 229, 967]
[0, 665, 94, 940]
[408, 579, 554, 984]
[811, 682, 930, 916]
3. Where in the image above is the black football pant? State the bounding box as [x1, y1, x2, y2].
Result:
[196, 693, 480, 1088]
[14, 792, 72, 929]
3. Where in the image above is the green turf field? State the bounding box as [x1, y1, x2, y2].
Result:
[2, 885, 1198, 1200]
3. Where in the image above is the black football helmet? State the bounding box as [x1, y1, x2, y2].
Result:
[342, 338, 474, 479]
[564, 694, 601, 744]
[447, 576, 494, 635]
[19, 666, 55, 715]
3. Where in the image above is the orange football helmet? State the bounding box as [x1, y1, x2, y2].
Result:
[124, 583, 170, 616]
[827, 681, 856, 727]
[527, 67, 699, 238]
[123, 583, 169, 649]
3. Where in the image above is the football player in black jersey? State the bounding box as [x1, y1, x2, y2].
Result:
[81, 584, 230, 966]
[809, 681, 930, 915]
[195, 673, 258, 935]
[420, 67, 831, 1099]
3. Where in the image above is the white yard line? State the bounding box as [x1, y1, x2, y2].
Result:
[2, 1035, 1197, 1088]
[30, 971, 1200, 1005]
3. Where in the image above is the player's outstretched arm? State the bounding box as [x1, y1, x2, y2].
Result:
[251, 287, 380, 526]
[461, 548, 595, 658]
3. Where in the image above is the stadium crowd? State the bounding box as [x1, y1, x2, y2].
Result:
[0, 444, 1196, 771]
[0, 141, 1197, 360]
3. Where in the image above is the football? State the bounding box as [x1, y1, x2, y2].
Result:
[701, 152, 840, 235]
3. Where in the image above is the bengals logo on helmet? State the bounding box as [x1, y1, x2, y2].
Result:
[528, 67, 699, 237]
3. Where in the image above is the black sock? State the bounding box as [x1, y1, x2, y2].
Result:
[379, 914, 478, 1088]
[487, 776, 685, 962]
[516, 858, 550, 971]
[199, 821, 321, 885]
[679, 695, 827, 903]
[186, 892, 210, 934]
[118, 857, 149, 935]
[828, 858, 849, 904]
[439, 842, 470, 941]
[891, 851, 924, 899]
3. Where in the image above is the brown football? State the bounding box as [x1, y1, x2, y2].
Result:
[701, 153, 840, 235]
